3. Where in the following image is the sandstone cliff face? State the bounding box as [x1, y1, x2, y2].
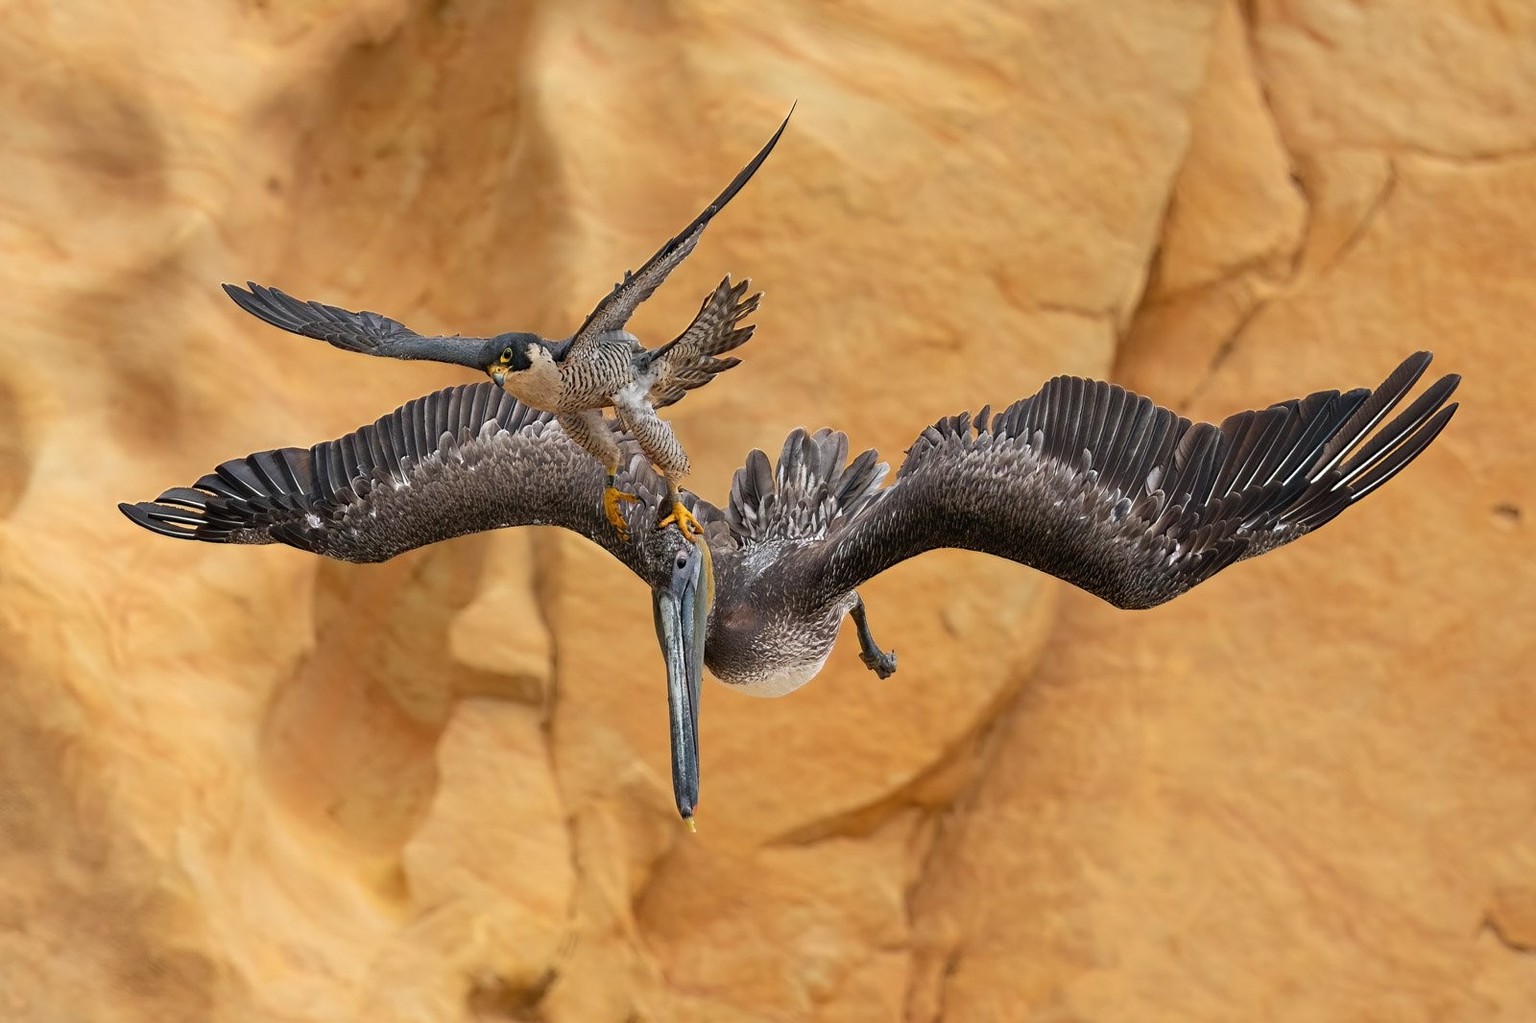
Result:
[1, 2, 1532, 1020]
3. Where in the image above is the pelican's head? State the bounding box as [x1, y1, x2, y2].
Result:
[646, 523, 715, 828]
[486, 333, 550, 387]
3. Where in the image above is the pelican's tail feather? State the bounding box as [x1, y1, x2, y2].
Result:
[722, 428, 889, 543]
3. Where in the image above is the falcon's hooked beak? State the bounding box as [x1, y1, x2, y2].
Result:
[488, 366, 507, 388]
[651, 536, 714, 829]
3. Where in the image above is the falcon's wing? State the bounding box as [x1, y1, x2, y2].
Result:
[553, 109, 790, 363]
[223, 282, 497, 370]
[120, 382, 679, 577]
[746, 353, 1459, 611]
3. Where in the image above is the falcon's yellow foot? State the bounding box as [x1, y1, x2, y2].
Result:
[604, 480, 638, 542]
[657, 500, 705, 541]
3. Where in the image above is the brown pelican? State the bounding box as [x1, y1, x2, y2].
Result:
[120, 352, 1460, 825]
[222, 109, 792, 545]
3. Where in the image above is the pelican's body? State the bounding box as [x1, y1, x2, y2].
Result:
[221, 111, 793, 541]
[122, 353, 1461, 823]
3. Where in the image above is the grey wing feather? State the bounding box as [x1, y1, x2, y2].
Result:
[646, 276, 761, 409]
[119, 382, 670, 578]
[553, 109, 790, 363]
[787, 353, 1459, 610]
[224, 282, 497, 370]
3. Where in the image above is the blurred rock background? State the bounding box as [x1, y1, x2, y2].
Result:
[1, 1, 1532, 1020]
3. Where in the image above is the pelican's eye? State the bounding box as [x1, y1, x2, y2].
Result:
[675, 552, 690, 571]
[498, 346, 514, 366]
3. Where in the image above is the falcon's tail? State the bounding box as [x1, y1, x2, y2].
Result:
[646, 276, 760, 409]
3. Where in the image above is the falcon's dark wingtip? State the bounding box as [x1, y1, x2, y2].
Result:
[703, 103, 794, 220]
[221, 280, 263, 317]
[221, 280, 314, 336]
[659, 105, 795, 269]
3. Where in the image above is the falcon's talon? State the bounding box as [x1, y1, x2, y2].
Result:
[604, 485, 638, 542]
[658, 501, 706, 542]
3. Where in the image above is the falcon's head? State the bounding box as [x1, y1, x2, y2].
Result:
[487, 333, 555, 389]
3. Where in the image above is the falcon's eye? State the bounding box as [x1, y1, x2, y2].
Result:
[499, 347, 514, 365]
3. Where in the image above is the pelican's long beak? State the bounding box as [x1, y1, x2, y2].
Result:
[651, 541, 713, 826]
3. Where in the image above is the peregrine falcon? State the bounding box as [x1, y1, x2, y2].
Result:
[222, 110, 792, 542]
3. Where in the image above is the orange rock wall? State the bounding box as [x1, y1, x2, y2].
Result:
[1, 2, 1532, 1020]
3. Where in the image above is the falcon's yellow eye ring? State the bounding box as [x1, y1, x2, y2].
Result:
[499, 347, 514, 365]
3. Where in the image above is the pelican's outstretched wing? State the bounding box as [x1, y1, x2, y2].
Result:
[774, 352, 1459, 611]
[553, 108, 791, 363]
[223, 282, 498, 370]
[119, 383, 676, 576]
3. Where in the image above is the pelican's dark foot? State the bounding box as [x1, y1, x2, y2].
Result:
[851, 595, 897, 680]
[604, 476, 638, 542]
[658, 500, 705, 542]
[860, 647, 898, 679]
